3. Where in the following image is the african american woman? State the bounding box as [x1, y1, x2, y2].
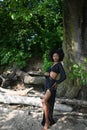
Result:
[41, 48, 66, 130]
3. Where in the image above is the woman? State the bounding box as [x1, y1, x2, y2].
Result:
[42, 48, 66, 130]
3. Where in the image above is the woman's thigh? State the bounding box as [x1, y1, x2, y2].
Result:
[43, 89, 51, 102]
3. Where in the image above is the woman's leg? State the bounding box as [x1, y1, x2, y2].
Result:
[42, 89, 51, 129]
[41, 90, 56, 126]
[49, 90, 56, 124]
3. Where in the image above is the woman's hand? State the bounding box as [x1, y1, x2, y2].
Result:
[52, 82, 57, 89]
[44, 72, 50, 76]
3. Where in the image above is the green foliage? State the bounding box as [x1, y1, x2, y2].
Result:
[42, 50, 53, 72]
[0, 48, 31, 68]
[0, 0, 63, 69]
[69, 59, 87, 85]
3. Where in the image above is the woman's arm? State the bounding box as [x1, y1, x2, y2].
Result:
[56, 63, 66, 84]
[44, 72, 50, 76]
[44, 67, 51, 77]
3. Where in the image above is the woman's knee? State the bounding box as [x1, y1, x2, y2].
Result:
[42, 98, 47, 105]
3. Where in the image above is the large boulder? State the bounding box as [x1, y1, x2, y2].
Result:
[23, 71, 45, 85]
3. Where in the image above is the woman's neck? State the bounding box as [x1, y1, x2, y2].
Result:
[54, 61, 58, 64]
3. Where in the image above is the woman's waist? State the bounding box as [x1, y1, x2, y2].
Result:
[45, 76, 56, 88]
[50, 72, 58, 80]
[45, 76, 56, 82]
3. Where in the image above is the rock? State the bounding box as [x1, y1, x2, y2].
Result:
[24, 75, 45, 85]
[0, 105, 42, 130]
[54, 103, 72, 112]
[0, 105, 87, 130]
[51, 116, 87, 130]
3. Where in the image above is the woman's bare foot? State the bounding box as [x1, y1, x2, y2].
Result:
[42, 121, 50, 130]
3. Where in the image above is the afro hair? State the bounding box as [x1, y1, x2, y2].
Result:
[50, 48, 64, 62]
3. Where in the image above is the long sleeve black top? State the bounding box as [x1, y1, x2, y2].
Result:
[46, 62, 66, 84]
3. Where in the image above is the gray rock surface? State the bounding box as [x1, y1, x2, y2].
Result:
[0, 104, 87, 130]
[24, 75, 45, 85]
[0, 88, 87, 130]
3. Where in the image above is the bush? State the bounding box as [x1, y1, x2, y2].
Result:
[69, 58, 87, 85]
[42, 50, 53, 72]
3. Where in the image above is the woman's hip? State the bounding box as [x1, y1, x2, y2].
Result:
[44, 76, 56, 90]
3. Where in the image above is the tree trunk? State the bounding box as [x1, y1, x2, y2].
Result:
[57, 0, 87, 98]
[0, 87, 33, 96]
[56, 98, 87, 107]
[0, 93, 72, 112]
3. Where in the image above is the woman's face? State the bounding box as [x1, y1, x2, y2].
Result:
[52, 53, 59, 62]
